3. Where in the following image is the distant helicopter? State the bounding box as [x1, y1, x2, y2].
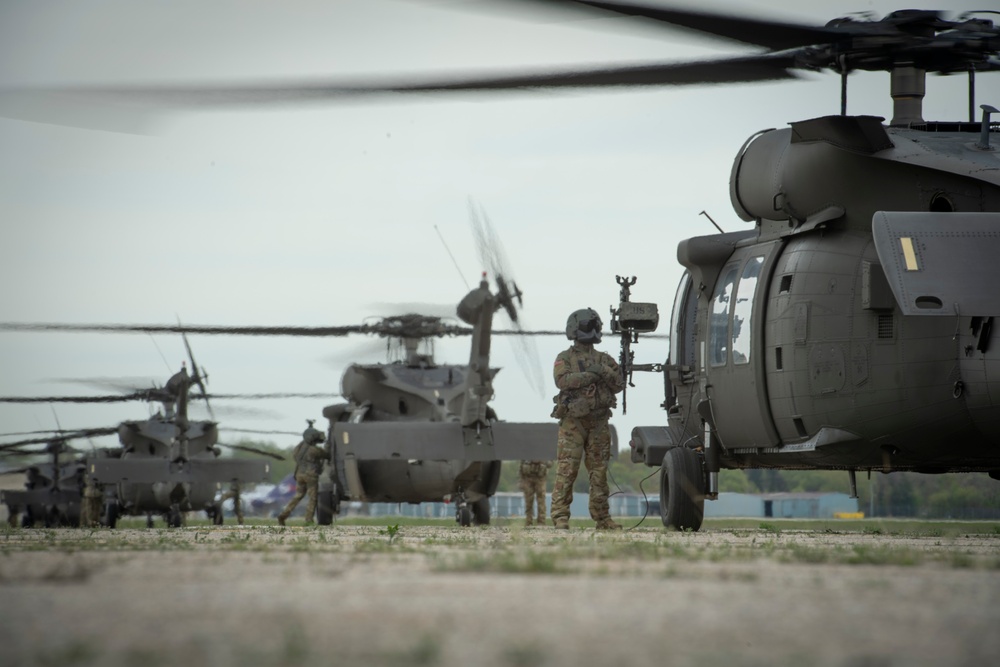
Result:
[318, 274, 562, 526]
[1, 210, 565, 526]
[0, 428, 117, 527]
[0, 341, 301, 527]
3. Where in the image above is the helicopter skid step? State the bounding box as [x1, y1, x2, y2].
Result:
[334, 422, 558, 461]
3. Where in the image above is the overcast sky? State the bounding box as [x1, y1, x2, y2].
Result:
[0, 0, 991, 457]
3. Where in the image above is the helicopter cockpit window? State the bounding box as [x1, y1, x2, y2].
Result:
[709, 265, 738, 367]
[732, 256, 764, 365]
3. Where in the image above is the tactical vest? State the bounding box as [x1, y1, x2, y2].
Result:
[551, 346, 619, 420]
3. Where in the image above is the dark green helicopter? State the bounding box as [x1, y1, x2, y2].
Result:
[1, 210, 563, 527]
[0, 428, 118, 527]
[0, 342, 302, 527]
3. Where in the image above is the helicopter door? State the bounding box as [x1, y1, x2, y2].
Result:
[703, 244, 781, 449]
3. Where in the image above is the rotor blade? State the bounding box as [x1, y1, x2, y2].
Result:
[544, 1, 846, 50]
[219, 428, 301, 437]
[0, 322, 432, 337]
[44, 376, 159, 393]
[0, 428, 117, 450]
[0, 392, 153, 404]
[0, 53, 800, 120]
[217, 443, 286, 461]
[193, 392, 341, 400]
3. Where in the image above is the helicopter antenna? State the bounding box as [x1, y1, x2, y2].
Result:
[148, 334, 173, 373]
[434, 224, 471, 290]
[699, 210, 725, 234]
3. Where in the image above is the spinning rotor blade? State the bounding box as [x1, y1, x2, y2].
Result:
[219, 428, 301, 437]
[0, 392, 155, 404]
[468, 199, 549, 395]
[0, 5, 996, 135]
[0, 322, 377, 337]
[216, 443, 286, 461]
[528, 1, 847, 51]
[0, 426, 119, 451]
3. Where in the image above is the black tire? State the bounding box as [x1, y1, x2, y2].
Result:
[167, 505, 183, 528]
[21, 509, 35, 529]
[471, 497, 491, 526]
[660, 447, 705, 531]
[457, 505, 472, 527]
[146, 514, 155, 529]
[316, 490, 335, 526]
[102, 502, 119, 529]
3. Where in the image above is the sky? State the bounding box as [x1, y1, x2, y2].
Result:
[0, 0, 993, 457]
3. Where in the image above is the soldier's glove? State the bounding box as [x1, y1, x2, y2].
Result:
[586, 364, 617, 384]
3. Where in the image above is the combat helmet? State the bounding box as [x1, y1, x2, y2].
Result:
[303, 419, 326, 445]
[566, 308, 603, 343]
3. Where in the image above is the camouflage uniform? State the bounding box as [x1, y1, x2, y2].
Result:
[550, 340, 625, 529]
[219, 482, 244, 525]
[79, 478, 103, 528]
[519, 460, 551, 526]
[278, 440, 329, 525]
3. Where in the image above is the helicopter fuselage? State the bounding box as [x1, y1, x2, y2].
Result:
[325, 361, 504, 505]
[635, 115, 1000, 480]
[114, 418, 222, 513]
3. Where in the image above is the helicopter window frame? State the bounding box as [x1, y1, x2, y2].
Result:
[669, 271, 696, 368]
[709, 264, 739, 367]
[731, 256, 764, 366]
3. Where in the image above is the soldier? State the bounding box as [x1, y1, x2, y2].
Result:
[277, 421, 328, 526]
[219, 482, 244, 525]
[519, 460, 551, 526]
[79, 474, 103, 528]
[549, 308, 626, 530]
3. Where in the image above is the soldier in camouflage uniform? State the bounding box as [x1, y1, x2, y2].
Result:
[518, 460, 551, 526]
[277, 422, 329, 526]
[550, 308, 626, 530]
[79, 475, 103, 528]
[219, 482, 244, 525]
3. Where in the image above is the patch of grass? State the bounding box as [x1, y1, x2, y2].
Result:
[502, 642, 547, 667]
[380, 523, 401, 544]
[438, 549, 565, 574]
[35, 639, 100, 666]
[758, 522, 781, 535]
[845, 544, 922, 566]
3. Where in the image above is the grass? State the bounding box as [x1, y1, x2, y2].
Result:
[2, 517, 998, 571]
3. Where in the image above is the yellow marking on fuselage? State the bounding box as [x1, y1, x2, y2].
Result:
[900, 237, 919, 271]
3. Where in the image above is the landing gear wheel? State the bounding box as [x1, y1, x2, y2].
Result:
[146, 514, 154, 529]
[21, 510, 35, 529]
[660, 447, 705, 532]
[457, 505, 472, 527]
[316, 490, 336, 526]
[167, 505, 183, 528]
[471, 497, 491, 526]
[102, 502, 119, 529]
[211, 502, 224, 525]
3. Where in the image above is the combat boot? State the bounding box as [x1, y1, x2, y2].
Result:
[553, 517, 569, 530]
[524, 517, 533, 527]
[277, 514, 287, 526]
[595, 518, 622, 531]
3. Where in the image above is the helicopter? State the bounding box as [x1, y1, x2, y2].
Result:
[1, 209, 564, 526]
[317, 267, 564, 526]
[0, 428, 119, 527]
[453, 1, 1000, 531]
[0, 341, 302, 527]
